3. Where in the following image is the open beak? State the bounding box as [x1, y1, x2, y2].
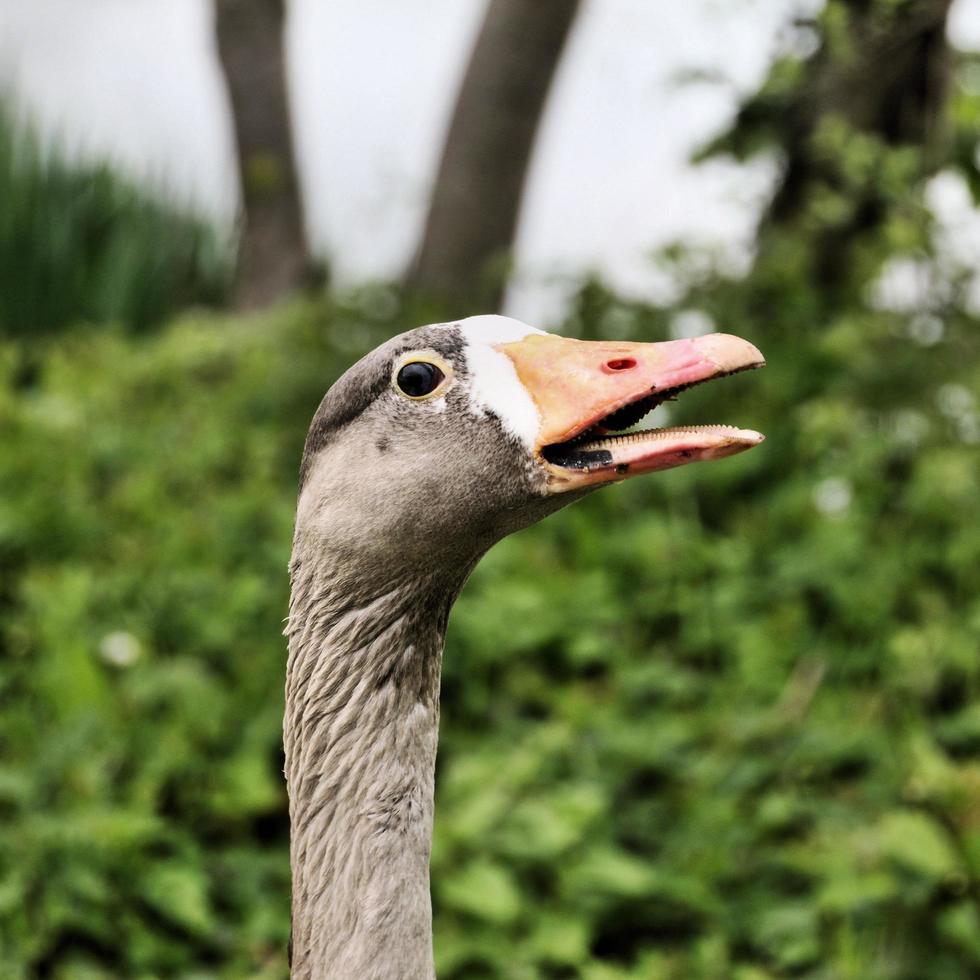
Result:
[499, 332, 765, 492]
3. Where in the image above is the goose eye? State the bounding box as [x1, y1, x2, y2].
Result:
[396, 361, 444, 398]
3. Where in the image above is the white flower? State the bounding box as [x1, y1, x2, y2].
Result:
[906, 315, 944, 347]
[891, 410, 930, 448]
[936, 384, 974, 419]
[99, 631, 142, 668]
[813, 477, 852, 516]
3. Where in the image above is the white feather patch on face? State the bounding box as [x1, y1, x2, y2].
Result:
[450, 315, 547, 448]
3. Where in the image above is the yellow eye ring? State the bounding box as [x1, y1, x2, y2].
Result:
[391, 351, 453, 401]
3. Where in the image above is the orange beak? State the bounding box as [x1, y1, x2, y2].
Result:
[498, 332, 765, 491]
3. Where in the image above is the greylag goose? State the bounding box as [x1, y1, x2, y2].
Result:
[285, 315, 764, 978]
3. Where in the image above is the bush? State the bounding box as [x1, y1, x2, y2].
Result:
[0, 281, 977, 978]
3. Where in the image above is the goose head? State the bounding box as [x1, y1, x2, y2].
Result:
[294, 315, 764, 588]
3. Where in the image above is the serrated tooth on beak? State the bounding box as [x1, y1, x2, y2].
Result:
[576, 424, 764, 451]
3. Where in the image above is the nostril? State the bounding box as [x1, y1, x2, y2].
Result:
[604, 357, 637, 373]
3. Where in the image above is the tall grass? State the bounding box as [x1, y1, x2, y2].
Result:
[0, 106, 229, 336]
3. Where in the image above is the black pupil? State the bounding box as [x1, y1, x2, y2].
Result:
[397, 361, 443, 397]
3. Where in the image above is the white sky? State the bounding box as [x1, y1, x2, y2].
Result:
[1, 0, 979, 321]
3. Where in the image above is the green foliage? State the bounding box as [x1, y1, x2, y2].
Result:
[2, 4, 979, 972]
[0, 107, 229, 337]
[0, 259, 977, 976]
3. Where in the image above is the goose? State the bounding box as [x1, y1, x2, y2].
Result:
[285, 314, 764, 979]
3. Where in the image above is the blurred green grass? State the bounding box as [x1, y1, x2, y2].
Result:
[0, 107, 228, 337]
[0, 276, 978, 977]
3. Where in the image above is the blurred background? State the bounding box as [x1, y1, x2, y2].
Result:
[1, 0, 979, 977]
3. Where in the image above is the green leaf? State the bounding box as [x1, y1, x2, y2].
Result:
[439, 860, 523, 925]
[878, 811, 960, 879]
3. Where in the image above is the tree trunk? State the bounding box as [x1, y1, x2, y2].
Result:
[408, 0, 582, 312]
[699, 0, 954, 309]
[759, 0, 952, 303]
[765, 0, 954, 228]
[214, 0, 314, 310]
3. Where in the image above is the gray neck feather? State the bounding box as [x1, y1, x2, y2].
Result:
[285, 550, 465, 980]
[284, 339, 559, 977]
